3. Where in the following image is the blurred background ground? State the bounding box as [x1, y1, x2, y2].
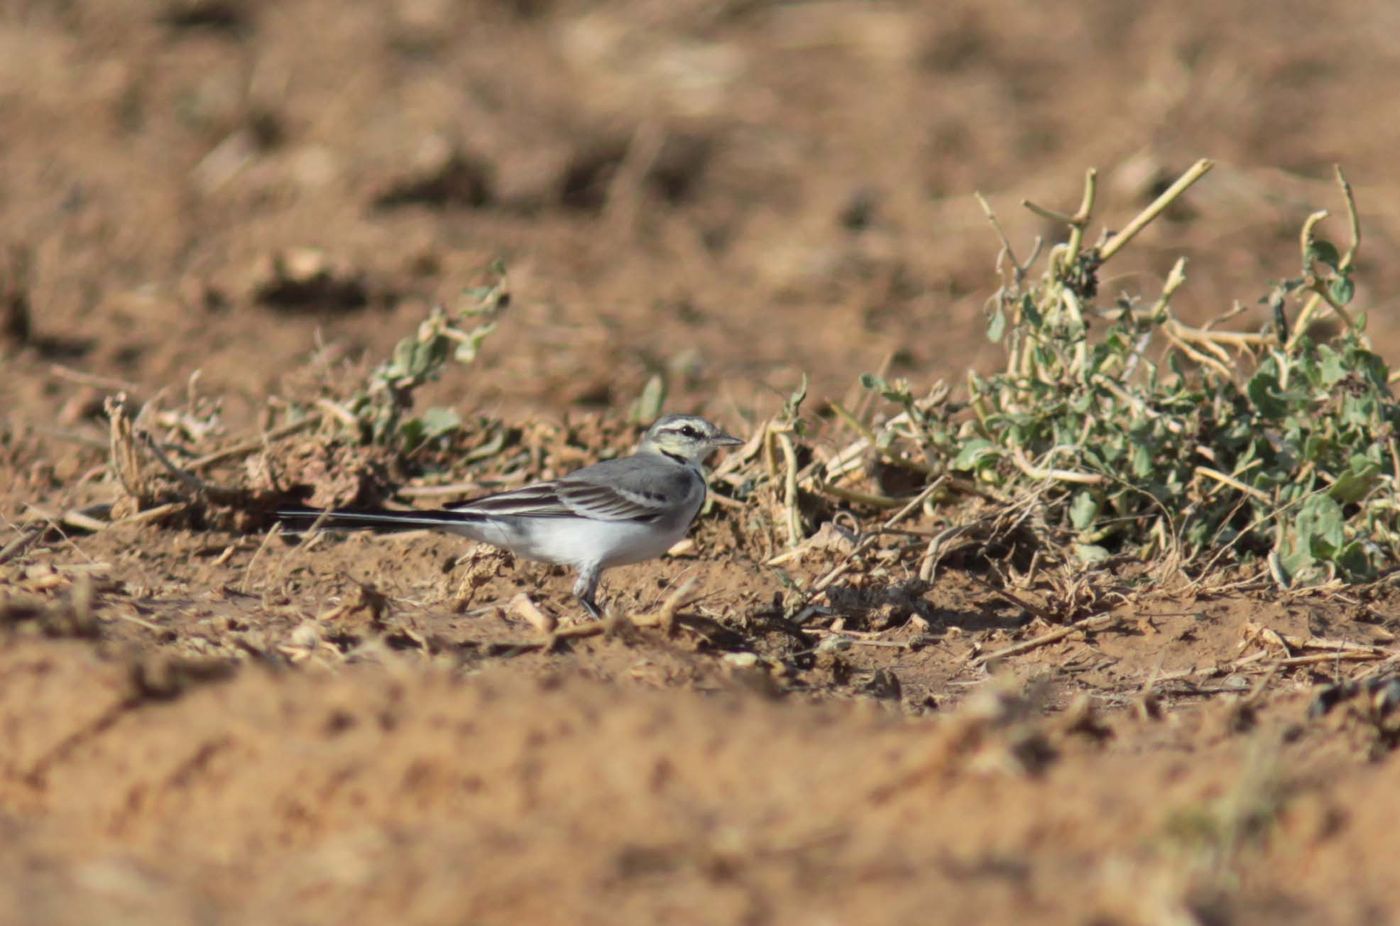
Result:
[2, 1, 1400, 923]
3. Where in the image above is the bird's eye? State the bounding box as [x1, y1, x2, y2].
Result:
[680, 425, 700, 438]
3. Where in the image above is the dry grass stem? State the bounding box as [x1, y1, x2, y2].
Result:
[1099, 158, 1214, 263]
[972, 611, 1120, 667]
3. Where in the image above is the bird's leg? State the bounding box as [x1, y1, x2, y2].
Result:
[573, 566, 603, 620]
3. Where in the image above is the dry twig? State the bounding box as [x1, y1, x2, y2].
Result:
[971, 611, 1121, 667]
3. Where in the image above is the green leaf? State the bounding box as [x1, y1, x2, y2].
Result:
[987, 304, 1007, 343]
[399, 407, 461, 450]
[953, 438, 997, 471]
[421, 406, 461, 434]
[1353, 347, 1389, 386]
[1129, 438, 1154, 479]
[1297, 494, 1345, 561]
[863, 374, 914, 406]
[418, 406, 461, 438]
[1341, 393, 1378, 428]
[453, 322, 497, 364]
[1168, 351, 1191, 383]
[1069, 491, 1100, 530]
[1276, 549, 1311, 584]
[1329, 275, 1355, 306]
[1021, 294, 1042, 328]
[389, 338, 417, 377]
[1301, 434, 1329, 464]
[398, 417, 425, 448]
[1329, 458, 1381, 504]
[1085, 430, 1112, 462]
[1073, 543, 1111, 563]
[1307, 239, 1341, 270]
[1246, 370, 1289, 419]
[1317, 346, 1348, 386]
[1335, 541, 1375, 580]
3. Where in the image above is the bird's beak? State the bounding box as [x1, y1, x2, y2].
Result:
[714, 432, 744, 447]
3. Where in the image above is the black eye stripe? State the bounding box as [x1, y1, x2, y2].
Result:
[663, 422, 703, 438]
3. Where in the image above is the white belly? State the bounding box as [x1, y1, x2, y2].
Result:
[455, 515, 691, 569]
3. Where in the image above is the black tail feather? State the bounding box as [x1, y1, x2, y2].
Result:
[277, 506, 485, 533]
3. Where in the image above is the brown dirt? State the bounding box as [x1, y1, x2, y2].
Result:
[4, 1, 1400, 923]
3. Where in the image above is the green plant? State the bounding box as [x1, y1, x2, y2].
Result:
[339, 262, 509, 451]
[855, 162, 1400, 584]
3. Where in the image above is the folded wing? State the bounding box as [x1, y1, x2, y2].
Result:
[455, 474, 669, 523]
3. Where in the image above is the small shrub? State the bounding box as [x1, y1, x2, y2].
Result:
[856, 163, 1399, 584]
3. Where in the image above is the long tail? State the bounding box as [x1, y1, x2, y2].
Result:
[277, 505, 487, 533]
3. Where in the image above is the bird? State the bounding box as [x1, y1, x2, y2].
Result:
[279, 414, 743, 618]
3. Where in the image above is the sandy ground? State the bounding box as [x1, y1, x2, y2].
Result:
[3, 1, 1400, 923]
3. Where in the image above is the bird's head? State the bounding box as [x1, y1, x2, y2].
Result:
[640, 414, 743, 463]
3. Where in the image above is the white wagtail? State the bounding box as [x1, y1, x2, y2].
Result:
[280, 414, 742, 618]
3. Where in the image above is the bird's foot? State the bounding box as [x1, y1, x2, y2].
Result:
[578, 594, 603, 621]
